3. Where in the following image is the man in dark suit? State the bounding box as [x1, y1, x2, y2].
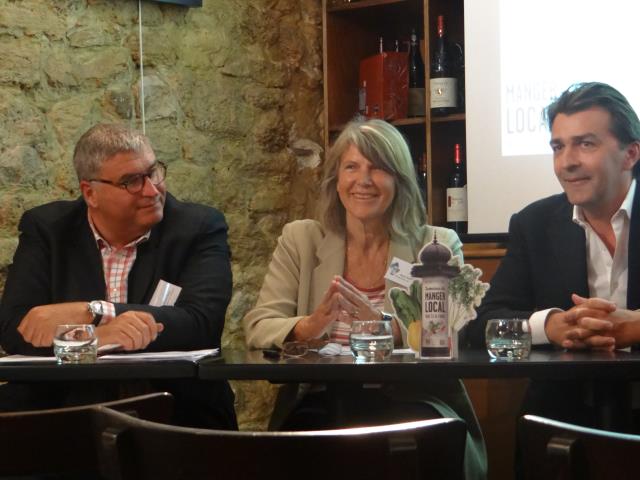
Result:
[468, 82, 640, 427]
[0, 123, 236, 429]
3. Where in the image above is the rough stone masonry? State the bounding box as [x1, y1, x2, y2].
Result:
[0, 0, 324, 429]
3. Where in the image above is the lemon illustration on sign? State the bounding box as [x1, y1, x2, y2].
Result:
[407, 321, 421, 352]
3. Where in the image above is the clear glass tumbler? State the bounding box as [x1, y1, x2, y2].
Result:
[53, 324, 98, 364]
[350, 320, 393, 362]
[485, 318, 531, 360]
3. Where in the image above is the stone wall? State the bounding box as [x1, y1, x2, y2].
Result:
[0, 0, 324, 429]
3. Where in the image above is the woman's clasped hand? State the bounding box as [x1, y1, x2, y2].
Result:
[291, 275, 382, 342]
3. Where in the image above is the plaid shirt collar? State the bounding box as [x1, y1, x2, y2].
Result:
[87, 213, 151, 251]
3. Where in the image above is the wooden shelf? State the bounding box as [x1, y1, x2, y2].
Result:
[329, 116, 425, 134]
[392, 116, 426, 127]
[431, 113, 465, 123]
[327, 0, 410, 13]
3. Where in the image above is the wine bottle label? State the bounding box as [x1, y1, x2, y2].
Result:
[446, 185, 467, 221]
[421, 277, 450, 353]
[430, 77, 458, 109]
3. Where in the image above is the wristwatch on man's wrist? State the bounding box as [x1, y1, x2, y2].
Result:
[87, 300, 104, 325]
[379, 311, 393, 322]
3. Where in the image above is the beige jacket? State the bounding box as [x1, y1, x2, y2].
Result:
[243, 219, 485, 479]
[243, 219, 462, 348]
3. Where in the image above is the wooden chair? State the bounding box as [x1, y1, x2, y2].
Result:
[96, 409, 467, 480]
[519, 414, 640, 480]
[0, 391, 173, 478]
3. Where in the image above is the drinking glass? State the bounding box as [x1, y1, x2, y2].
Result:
[485, 318, 531, 360]
[53, 324, 98, 364]
[349, 320, 393, 362]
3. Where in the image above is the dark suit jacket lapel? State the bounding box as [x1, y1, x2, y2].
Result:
[547, 198, 589, 298]
[68, 205, 106, 300]
[127, 198, 170, 304]
[128, 236, 158, 304]
[628, 183, 640, 309]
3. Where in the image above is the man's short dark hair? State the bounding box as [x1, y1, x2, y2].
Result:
[544, 82, 640, 146]
[545, 82, 640, 176]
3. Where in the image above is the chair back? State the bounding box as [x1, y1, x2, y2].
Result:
[96, 409, 466, 480]
[0, 391, 173, 477]
[520, 414, 640, 480]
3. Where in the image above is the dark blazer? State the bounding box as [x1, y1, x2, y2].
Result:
[0, 193, 232, 355]
[464, 185, 640, 348]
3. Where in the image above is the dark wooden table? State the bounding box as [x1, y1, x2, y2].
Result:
[3, 348, 638, 430]
[200, 348, 640, 432]
[199, 348, 640, 382]
[0, 358, 198, 382]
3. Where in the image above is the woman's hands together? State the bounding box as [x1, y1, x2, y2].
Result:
[290, 276, 381, 342]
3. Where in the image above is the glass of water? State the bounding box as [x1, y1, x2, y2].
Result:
[485, 318, 531, 360]
[350, 320, 393, 362]
[53, 324, 98, 364]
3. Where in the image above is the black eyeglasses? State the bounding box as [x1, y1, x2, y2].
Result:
[89, 161, 167, 194]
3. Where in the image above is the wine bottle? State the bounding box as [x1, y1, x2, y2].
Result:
[453, 42, 465, 113]
[416, 154, 428, 209]
[430, 15, 458, 116]
[407, 28, 425, 117]
[356, 79, 367, 119]
[446, 143, 467, 234]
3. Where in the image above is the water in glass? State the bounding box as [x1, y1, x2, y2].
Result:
[350, 320, 393, 362]
[53, 325, 98, 364]
[485, 318, 531, 360]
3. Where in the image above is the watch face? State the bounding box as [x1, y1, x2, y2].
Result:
[90, 301, 103, 316]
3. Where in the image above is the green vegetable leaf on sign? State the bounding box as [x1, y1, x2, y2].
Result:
[447, 262, 490, 332]
[389, 280, 422, 328]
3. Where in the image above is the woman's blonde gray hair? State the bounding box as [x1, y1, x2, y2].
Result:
[318, 119, 427, 246]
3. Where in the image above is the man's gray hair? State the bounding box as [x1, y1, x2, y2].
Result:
[72, 123, 153, 181]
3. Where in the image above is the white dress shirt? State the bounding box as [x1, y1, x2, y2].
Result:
[529, 180, 636, 344]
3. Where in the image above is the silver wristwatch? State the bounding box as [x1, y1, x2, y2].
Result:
[87, 300, 104, 325]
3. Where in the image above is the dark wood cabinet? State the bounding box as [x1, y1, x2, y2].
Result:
[322, 0, 465, 226]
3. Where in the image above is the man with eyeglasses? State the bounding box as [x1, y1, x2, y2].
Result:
[0, 123, 237, 429]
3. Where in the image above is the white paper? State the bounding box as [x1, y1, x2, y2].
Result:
[99, 348, 218, 362]
[0, 355, 56, 363]
[149, 280, 182, 307]
[0, 348, 219, 364]
[392, 348, 417, 355]
[384, 257, 415, 288]
[97, 343, 121, 353]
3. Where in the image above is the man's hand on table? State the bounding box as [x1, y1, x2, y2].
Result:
[18, 302, 92, 347]
[569, 294, 640, 349]
[546, 294, 640, 350]
[96, 311, 164, 351]
[545, 294, 617, 350]
[18, 303, 164, 351]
